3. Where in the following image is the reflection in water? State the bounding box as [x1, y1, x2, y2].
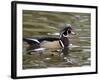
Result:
[61, 48, 78, 65]
[61, 48, 69, 58]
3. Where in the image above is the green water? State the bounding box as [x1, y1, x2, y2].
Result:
[23, 10, 91, 69]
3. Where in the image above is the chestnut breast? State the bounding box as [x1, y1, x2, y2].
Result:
[60, 37, 69, 48]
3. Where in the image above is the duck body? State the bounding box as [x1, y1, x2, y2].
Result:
[23, 24, 75, 52]
[23, 37, 61, 50]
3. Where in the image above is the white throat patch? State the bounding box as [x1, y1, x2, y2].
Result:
[63, 34, 69, 37]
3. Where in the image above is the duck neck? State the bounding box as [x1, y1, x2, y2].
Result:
[59, 35, 69, 48]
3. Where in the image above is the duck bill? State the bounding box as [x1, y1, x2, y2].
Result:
[71, 31, 76, 35]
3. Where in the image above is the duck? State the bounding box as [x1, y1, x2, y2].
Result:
[23, 24, 75, 54]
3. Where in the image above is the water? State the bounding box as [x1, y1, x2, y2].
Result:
[23, 10, 91, 69]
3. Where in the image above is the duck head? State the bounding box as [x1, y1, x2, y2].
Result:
[60, 24, 75, 37]
[59, 24, 75, 48]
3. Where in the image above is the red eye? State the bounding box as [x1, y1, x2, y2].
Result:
[68, 30, 71, 34]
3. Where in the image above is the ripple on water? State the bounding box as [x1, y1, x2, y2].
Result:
[83, 49, 91, 52]
[82, 46, 90, 49]
[69, 44, 80, 48]
[76, 29, 90, 31]
[80, 39, 88, 41]
[79, 37, 90, 39]
[76, 29, 82, 31]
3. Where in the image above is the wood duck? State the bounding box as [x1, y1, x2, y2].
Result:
[23, 24, 75, 53]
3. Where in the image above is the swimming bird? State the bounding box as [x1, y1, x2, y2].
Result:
[23, 24, 75, 54]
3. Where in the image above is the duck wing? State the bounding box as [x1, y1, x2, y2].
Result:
[38, 37, 59, 42]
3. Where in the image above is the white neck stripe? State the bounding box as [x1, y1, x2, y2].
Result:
[59, 40, 64, 48]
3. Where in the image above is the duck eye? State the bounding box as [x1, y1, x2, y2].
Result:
[68, 30, 71, 34]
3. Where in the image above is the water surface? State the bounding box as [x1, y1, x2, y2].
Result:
[23, 10, 91, 69]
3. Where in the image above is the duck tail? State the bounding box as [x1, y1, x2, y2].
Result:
[23, 38, 33, 44]
[23, 38, 29, 42]
[23, 38, 40, 45]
